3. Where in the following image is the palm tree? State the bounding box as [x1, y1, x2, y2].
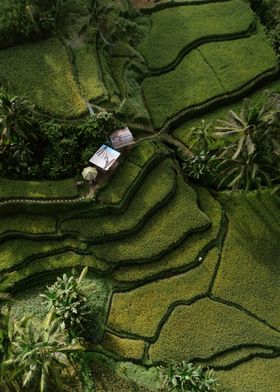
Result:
[0, 92, 36, 145]
[4, 311, 85, 392]
[214, 92, 280, 160]
[186, 119, 215, 152]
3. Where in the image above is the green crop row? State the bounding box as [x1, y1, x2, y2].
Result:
[60, 159, 176, 240]
[0, 177, 78, 199]
[0, 251, 109, 292]
[0, 213, 56, 235]
[173, 78, 280, 146]
[0, 238, 84, 273]
[108, 248, 218, 338]
[96, 141, 169, 206]
[97, 161, 141, 205]
[91, 176, 210, 264]
[112, 185, 223, 282]
[102, 332, 145, 360]
[127, 141, 157, 168]
[139, 0, 254, 70]
[73, 44, 107, 103]
[213, 191, 280, 330]
[149, 297, 280, 363]
[0, 38, 86, 117]
[217, 357, 280, 392]
[142, 24, 278, 129]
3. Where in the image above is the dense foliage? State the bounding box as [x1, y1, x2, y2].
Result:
[0, 92, 122, 179]
[159, 361, 218, 392]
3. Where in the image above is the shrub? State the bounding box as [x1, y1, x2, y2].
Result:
[159, 361, 218, 392]
[41, 267, 91, 340]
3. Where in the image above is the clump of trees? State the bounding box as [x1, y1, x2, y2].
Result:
[181, 91, 280, 192]
[0, 91, 122, 180]
[0, 268, 92, 392]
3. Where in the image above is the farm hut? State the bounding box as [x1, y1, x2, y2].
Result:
[89, 144, 121, 172]
[110, 127, 135, 150]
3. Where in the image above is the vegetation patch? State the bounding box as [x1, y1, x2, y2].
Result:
[108, 248, 219, 338]
[173, 79, 280, 146]
[112, 186, 222, 282]
[149, 298, 280, 363]
[212, 191, 280, 329]
[143, 24, 277, 129]
[73, 44, 107, 102]
[138, 0, 254, 70]
[0, 251, 109, 291]
[0, 38, 86, 117]
[217, 357, 280, 392]
[0, 214, 56, 235]
[61, 160, 176, 240]
[91, 176, 210, 264]
[102, 332, 145, 360]
[0, 178, 78, 199]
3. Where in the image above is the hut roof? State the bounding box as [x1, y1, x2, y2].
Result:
[110, 127, 135, 149]
[89, 145, 121, 171]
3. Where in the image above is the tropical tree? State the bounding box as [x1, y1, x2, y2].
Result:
[185, 119, 215, 152]
[214, 92, 280, 160]
[213, 92, 280, 190]
[0, 92, 36, 145]
[41, 268, 91, 341]
[4, 310, 84, 392]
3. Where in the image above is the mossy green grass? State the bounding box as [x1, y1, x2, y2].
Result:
[61, 159, 176, 240]
[139, 0, 254, 70]
[108, 248, 218, 338]
[213, 191, 280, 329]
[149, 298, 280, 363]
[91, 176, 210, 264]
[0, 38, 85, 117]
[143, 25, 277, 129]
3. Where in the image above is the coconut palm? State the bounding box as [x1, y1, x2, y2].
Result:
[214, 92, 280, 160]
[186, 120, 215, 152]
[0, 92, 36, 145]
[4, 310, 85, 392]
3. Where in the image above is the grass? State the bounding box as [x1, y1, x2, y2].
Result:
[73, 44, 107, 102]
[127, 141, 157, 168]
[91, 176, 210, 264]
[212, 191, 280, 330]
[102, 332, 145, 360]
[142, 24, 277, 129]
[61, 159, 176, 240]
[0, 251, 109, 291]
[173, 78, 280, 145]
[149, 297, 280, 363]
[112, 185, 222, 282]
[0, 38, 86, 117]
[0, 177, 78, 199]
[198, 24, 277, 91]
[142, 49, 222, 129]
[217, 357, 280, 392]
[91, 361, 151, 392]
[0, 238, 84, 272]
[108, 248, 218, 338]
[97, 161, 142, 205]
[0, 214, 56, 234]
[138, 0, 254, 70]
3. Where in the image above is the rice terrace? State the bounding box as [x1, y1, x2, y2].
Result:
[0, 0, 280, 391]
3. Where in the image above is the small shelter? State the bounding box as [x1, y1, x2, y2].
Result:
[110, 127, 135, 150]
[89, 144, 121, 171]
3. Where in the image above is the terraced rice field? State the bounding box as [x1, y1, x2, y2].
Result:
[1, 140, 280, 391]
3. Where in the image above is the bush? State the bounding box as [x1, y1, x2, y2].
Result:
[159, 361, 218, 392]
[41, 267, 91, 340]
